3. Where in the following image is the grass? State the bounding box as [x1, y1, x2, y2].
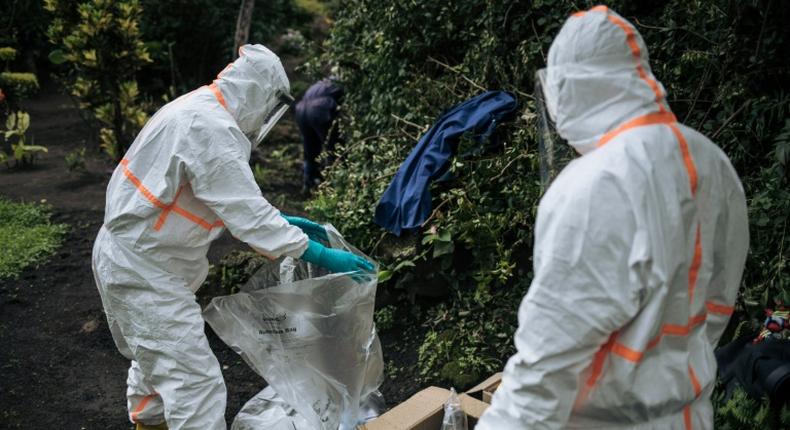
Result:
[0, 198, 68, 280]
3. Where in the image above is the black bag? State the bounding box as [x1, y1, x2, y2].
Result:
[716, 335, 790, 405]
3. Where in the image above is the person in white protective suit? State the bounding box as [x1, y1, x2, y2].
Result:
[476, 6, 748, 430]
[92, 44, 373, 430]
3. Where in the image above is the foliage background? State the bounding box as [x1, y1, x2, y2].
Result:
[138, 0, 312, 95]
[303, 0, 790, 419]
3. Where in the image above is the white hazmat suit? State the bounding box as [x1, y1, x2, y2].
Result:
[477, 6, 748, 430]
[92, 45, 309, 429]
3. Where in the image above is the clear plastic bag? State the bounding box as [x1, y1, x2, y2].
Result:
[203, 225, 384, 430]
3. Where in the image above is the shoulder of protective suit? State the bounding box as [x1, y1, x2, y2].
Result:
[558, 143, 634, 190]
[675, 122, 746, 194]
[153, 92, 229, 129]
[159, 95, 248, 158]
[170, 92, 239, 135]
[542, 152, 630, 220]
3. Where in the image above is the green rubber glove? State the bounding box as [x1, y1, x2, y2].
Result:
[301, 240, 374, 274]
[281, 215, 329, 242]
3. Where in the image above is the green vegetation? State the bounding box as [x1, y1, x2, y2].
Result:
[0, 199, 68, 280]
[0, 35, 44, 169]
[1, 111, 48, 167]
[0, 72, 39, 100]
[45, 0, 152, 161]
[0, 0, 783, 424]
[43, 0, 316, 161]
[0, 44, 38, 105]
[138, 0, 313, 95]
[308, 0, 790, 402]
[64, 146, 87, 173]
[0, 47, 16, 63]
[714, 386, 790, 429]
[294, 0, 330, 18]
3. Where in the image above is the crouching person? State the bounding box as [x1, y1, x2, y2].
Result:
[92, 45, 372, 430]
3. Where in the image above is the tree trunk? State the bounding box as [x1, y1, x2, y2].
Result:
[232, 0, 256, 59]
[113, 96, 124, 161]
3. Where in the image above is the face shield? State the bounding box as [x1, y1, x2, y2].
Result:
[535, 68, 576, 191]
[249, 92, 295, 147]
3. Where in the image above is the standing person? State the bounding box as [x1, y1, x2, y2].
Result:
[477, 6, 748, 430]
[92, 45, 372, 430]
[294, 78, 343, 192]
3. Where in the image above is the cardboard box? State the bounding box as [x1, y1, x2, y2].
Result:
[465, 372, 502, 404]
[358, 386, 489, 430]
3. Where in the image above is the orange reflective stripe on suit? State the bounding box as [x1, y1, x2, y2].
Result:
[208, 59, 234, 111]
[208, 83, 227, 109]
[120, 159, 224, 232]
[130, 393, 158, 423]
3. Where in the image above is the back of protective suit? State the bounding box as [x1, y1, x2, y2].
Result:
[477, 6, 748, 430]
[101, 44, 307, 291]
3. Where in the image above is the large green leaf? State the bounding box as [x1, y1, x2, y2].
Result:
[48, 49, 66, 65]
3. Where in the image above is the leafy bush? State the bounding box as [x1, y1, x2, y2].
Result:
[64, 146, 87, 173]
[310, 0, 790, 401]
[206, 250, 268, 296]
[45, 0, 152, 161]
[374, 304, 397, 331]
[308, 0, 562, 389]
[0, 34, 41, 108]
[138, 0, 313, 95]
[0, 72, 39, 101]
[0, 0, 52, 72]
[0, 199, 68, 280]
[295, 0, 330, 18]
[280, 29, 308, 56]
[0, 46, 16, 63]
[713, 386, 790, 429]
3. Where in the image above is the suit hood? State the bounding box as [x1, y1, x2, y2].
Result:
[213, 44, 290, 147]
[544, 6, 671, 155]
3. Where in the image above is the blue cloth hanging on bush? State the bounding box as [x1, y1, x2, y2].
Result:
[374, 91, 518, 236]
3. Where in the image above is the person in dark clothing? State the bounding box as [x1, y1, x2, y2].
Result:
[294, 78, 343, 192]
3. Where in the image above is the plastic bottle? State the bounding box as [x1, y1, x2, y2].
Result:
[441, 387, 468, 430]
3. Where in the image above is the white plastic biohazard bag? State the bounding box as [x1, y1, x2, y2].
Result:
[203, 225, 384, 430]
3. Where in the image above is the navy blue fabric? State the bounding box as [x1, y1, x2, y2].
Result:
[295, 79, 343, 187]
[374, 91, 518, 235]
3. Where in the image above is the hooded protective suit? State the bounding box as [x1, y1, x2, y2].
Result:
[477, 6, 748, 430]
[92, 45, 309, 429]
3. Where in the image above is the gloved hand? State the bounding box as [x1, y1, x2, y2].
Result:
[300, 240, 374, 275]
[281, 214, 329, 242]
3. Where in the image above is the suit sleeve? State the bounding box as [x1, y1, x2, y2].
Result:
[182, 122, 308, 259]
[476, 177, 645, 429]
[704, 165, 749, 343]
